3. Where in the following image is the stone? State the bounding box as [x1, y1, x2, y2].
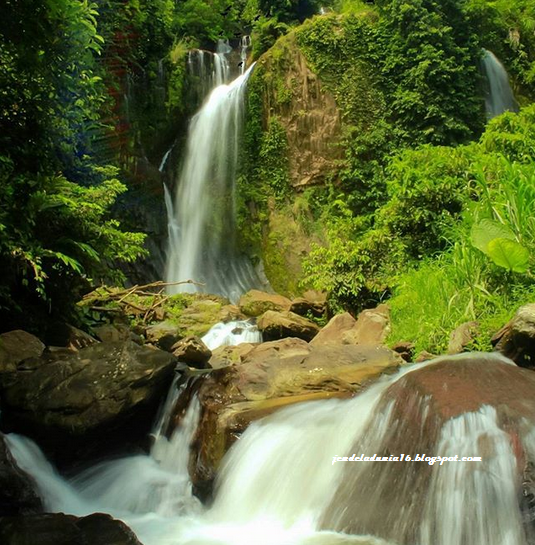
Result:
[257, 310, 320, 342]
[0, 331, 45, 374]
[171, 336, 212, 368]
[343, 304, 391, 345]
[289, 292, 327, 318]
[0, 341, 177, 466]
[145, 321, 182, 351]
[191, 339, 402, 490]
[391, 341, 415, 363]
[0, 433, 42, 516]
[0, 513, 142, 545]
[47, 324, 98, 350]
[447, 321, 479, 354]
[238, 290, 292, 317]
[310, 313, 357, 345]
[93, 324, 131, 343]
[415, 350, 435, 363]
[324, 353, 535, 544]
[493, 304, 535, 369]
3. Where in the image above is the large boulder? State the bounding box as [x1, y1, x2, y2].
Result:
[0, 513, 142, 545]
[312, 305, 391, 346]
[289, 290, 327, 318]
[0, 434, 42, 516]
[0, 331, 45, 373]
[257, 310, 320, 342]
[0, 341, 177, 466]
[238, 290, 292, 317]
[493, 304, 535, 369]
[324, 353, 535, 544]
[171, 336, 212, 368]
[190, 339, 402, 492]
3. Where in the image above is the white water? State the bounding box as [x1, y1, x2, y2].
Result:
[7, 354, 534, 545]
[482, 49, 519, 119]
[165, 63, 264, 302]
[201, 320, 262, 350]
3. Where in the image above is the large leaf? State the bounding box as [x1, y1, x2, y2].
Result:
[471, 219, 515, 254]
[487, 238, 530, 273]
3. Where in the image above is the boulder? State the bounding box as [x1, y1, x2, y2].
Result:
[447, 321, 478, 354]
[310, 313, 357, 345]
[145, 321, 182, 351]
[493, 304, 535, 369]
[324, 353, 535, 544]
[191, 339, 402, 490]
[0, 434, 42, 516]
[257, 310, 320, 342]
[46, 324, 98, 351]
[93, 324, 131, 343]
[312, 306, 391, 346]
[0, 331, 45, 374]
[289, 291, 327, 318]
[0, 341, 177, 466]
[0, 513, 142, 545]
[238, 290, 292, 317]
[391, 341, 415, 363]
[171, 336, 212, 368]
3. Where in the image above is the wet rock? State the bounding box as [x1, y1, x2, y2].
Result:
[415, 350, 435, 363]
[208, 343, 256, 369]
[257, 310, 319, 342]
[493, 304, 535, 369]
[0, 331, 45, 374]
[0, 512, 142, 545]
[238, 290, 291, 317]
[325, 353, 535, 544]
[0, 434, 42, 516]
[171, 336, 212, 368]
[191, 339, 402, 489]
[0, 341, 177, 466]
[447, 321, 478, 354]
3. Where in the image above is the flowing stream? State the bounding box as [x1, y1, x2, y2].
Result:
[481, 49, 519, 119]
[6, 353, 535, 545]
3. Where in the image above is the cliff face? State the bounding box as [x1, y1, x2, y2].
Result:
[257, 34, 343, 189]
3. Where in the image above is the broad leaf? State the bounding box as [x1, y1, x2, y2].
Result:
[471, 219, 515, 254]
[487, 238, 530, 273]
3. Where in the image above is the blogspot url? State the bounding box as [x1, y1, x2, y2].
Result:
[331, 454, 482, 466]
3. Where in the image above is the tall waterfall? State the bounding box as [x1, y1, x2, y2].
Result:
[165, 60, 264, 303]
[482, 49, 519, 119]
[6, 353, 535, 545]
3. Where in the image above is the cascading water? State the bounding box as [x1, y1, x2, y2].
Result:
[239, 36, 251, 74]
[481, 49, 519, 119]
[6, 352, 535, 545]
[165, 61, 264, 303]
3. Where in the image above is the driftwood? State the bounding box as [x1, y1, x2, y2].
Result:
[82, 280, 204, 324]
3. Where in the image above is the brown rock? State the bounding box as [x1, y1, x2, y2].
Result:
[391, 341, 415, 362]
[257, 310, 320, 342]
[325, 353, 535, 544]
[0, 331, 45, 373]
[171, 336, 212, 368]
[238, 290, 292, 317]
[310, 313, 357, 345]
[48, 324, 98, 351]
[447, 321, 478, 354]
[289, 292, 327, 318]
[93, 324, 131, 343]
[343, 304, 391, 345]
[145, 321, 182, 351]
[191, 339, 401, 489]
[415, 350, 435, 363]
[493, 304, 535, 369]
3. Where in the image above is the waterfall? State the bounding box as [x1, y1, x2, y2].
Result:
[201, 320, 262, 350]
[165, 62, 263, 303]
[481, 49, 519, 119]
[7, 353, 534, 545]
[239, 36, 251, 74]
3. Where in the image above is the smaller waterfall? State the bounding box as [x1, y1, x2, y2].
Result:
[201, 320, 262, 350]
[239, 36, 251, 74]
[482, 49, 519, 119]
